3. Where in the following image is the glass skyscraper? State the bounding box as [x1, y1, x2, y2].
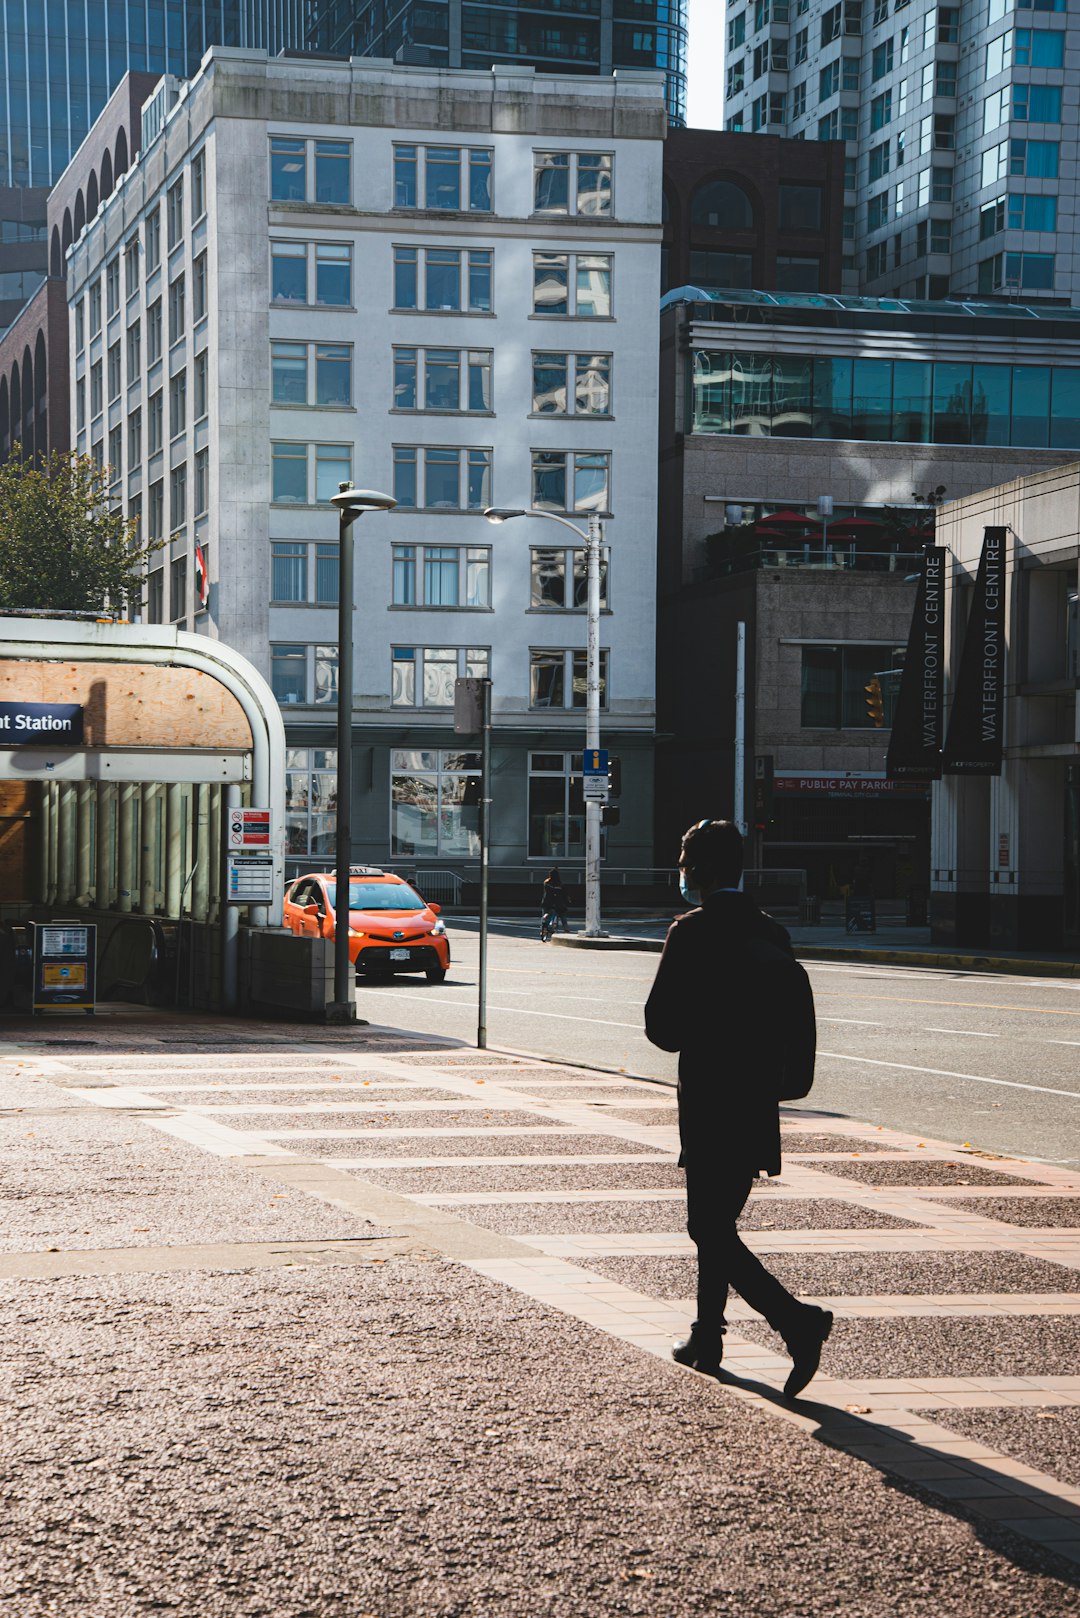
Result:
[306, 1, 688, 124]
[1, 1, 306, 187]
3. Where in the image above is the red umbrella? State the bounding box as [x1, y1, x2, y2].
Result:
[758, 508, 820, 528]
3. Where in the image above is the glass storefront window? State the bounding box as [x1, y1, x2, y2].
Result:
[286, 748, 337, 856]
[528, 751, 586, 860]
[391, 749, 481, 858]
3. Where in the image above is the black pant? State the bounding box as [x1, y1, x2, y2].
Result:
[685, 1157, 805, 1340]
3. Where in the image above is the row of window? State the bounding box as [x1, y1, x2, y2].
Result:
[79, 351, 209, 449]
[145, 544, 210, 626]
[285, 749, 604, 864]
[271, 540, 610, 613]
[271, 137, 615, 218]
[77, 257, 207, 368]
[692, 350, 1080, 449]
[270, 643, 609, 712]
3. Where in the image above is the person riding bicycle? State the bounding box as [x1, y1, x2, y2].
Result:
[540, 868, 570, 941]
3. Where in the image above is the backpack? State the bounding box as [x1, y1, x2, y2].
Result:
[741, 937, 817, 1102]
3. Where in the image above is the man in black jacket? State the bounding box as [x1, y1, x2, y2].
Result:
[645, 818, 832, 1398]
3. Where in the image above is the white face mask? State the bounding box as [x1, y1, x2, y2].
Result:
[679, 872, 702, 906]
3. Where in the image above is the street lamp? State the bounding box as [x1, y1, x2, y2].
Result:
[327, 482, 396, 1021]
[484, 505, 606, 938]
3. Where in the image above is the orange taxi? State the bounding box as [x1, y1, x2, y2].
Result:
[283, 866, 450, 982]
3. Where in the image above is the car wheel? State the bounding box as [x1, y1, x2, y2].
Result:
[425, 967, 447, 984]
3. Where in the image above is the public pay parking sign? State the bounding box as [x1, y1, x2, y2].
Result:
[228, 808, 271, 848]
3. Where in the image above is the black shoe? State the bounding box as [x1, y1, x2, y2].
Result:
[672, 1331, 723, 1375]
[783, 1308, 834, 1400]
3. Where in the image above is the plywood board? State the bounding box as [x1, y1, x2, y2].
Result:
[0, 661, 252, 750]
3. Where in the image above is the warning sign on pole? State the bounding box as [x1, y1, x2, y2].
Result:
[228, 808, 271, 849]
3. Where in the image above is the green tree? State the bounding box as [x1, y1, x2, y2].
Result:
[0, 450, 157, 614]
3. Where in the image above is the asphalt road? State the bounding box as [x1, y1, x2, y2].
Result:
[356, 918, 1080, 1168]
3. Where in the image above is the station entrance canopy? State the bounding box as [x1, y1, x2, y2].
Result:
[0, 619, 285, 1010]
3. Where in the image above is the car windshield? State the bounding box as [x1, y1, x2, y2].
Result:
[326, 881, 426, 912]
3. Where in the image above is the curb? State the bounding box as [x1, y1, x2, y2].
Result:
[552, 933, 1080, 978]
[551, 934, 663, 952]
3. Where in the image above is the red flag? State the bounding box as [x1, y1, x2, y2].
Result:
[194, 543, 208, 608]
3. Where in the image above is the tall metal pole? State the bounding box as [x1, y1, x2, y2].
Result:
[584, 511, 603, 937]
[478, 677, 492, 1049]
[330, 500, 356, 1021]
[735, 620, 747, 836]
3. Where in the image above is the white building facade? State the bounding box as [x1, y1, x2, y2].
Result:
[723, 0, 1080, 305]
[66, 52, 665, 881]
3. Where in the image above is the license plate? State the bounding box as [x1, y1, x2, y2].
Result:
[389, 949, 410, 961]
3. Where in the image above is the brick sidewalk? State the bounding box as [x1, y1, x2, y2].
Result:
[11, 1029, 1077, 1570]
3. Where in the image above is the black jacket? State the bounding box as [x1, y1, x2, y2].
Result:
[644, 890, 816, 1177]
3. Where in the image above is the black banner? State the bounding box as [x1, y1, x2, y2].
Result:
[886, 546, 946, 781]
[0, 701, 83, 743]
[942, 526, 1007, 776]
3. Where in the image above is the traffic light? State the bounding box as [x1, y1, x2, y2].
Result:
[864, 676, 886, 728]
[601, 805, 621, 827]
[608, 756, 621, 797]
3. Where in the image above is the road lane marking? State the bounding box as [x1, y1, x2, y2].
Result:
[923, 1028, 1001, 1038]
[820, 1050, 1080, 1100]
[818, 1018, 883, 1026]
[816, 991, 1080, 1018]
[357, 986, 642, 1030]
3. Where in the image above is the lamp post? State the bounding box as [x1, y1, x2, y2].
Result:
[327, 482, 396, 1022]
[485, 505, 605, 938]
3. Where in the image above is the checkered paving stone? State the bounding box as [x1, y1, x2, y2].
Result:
[482, 1084, 662, 1100]
[144, 1086, 463, 1105]
[285, 1131, 663, 1159]
[206, 1109, 552, 1134]
[595, 1106, 681, 1125]
[388, 1055, 532, 1068]
[929, 1407, 1080, 1492]
[585, 1251, 1080, 1301]
[812, 1160, 1036, 1188]
[427, 1197, 920, 1236]
[952, 1198, 1080, 1228]
[779, 1133, 896, 1154]
[736, 1316, 1080, 1380]
[348, 1162, 689, 1194]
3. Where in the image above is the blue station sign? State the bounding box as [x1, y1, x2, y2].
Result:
[583, 748, 609, 776]
[0, 702, 84, 743]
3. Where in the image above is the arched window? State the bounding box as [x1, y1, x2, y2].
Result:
[73, 191, 85, 240]
[100, 148, 113, 201]
[86, 169, 99, 222]
[62, 208, 73, 258]
[115, 127, 129, 179]
[50, 225, 62, 278]
[690, 178, 754, 231]
[0, 375, 10, 462]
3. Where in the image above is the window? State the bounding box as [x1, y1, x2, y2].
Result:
[271, 541, 340, 604]
[820, 60, 840, 100]
[933, 113, 955, 148]
[169, 369, 186, 438]
[821, 4, 841, 43]
[285, 748, 337, 857]
[691, 180, 754, 229]
[1011, 139, 1059, 176]
[794, 26, 809, 60]
[728, 11, 746, 49]
[1013, 83, 1062, 121]
[147, 568, 164, 624]
[529, 649, 609, 710]
[689, 250, 754, 287]
[390, 749, 482, 859]
[270, 341, 352, 407]
[727, 57, 746, 95]
[270, 240, 352, 307]
[167, 177, 183, 250]
[126, 320, 141, 384]
[194, 351, 208, 420]
[394, 144, 493, 211]
[1008, 192, 1058, 230]
[193, 253, 207, 323]
[128, 407, 141, 465]
[393, 246, 492, 313]
[75, 377, 85, 433]
[124, 237, 139, 299]
[106, 256, 120, 319]
[527, 751, 590, 860]
[930, 217, 951, 253]
[391, 545, 491, 607]
[147, 299, 162, 366]
[170, 555, 187, 622]
[869, 141, 890, 182]
[392, 445, 491, 511]
[842, 55, 860, 90]
[1008, 251, 1056, 288]
[145, 207, 160, 275]
[532, 252, 612, 318]
[271, 644, 338, 706]
[270, 137, 351, 205]
[801, 644, 901, 728]
[393, 347, 492, 413]
[91, 439, 103, 472]
[75, 301, 84, 353]
[937, 5, 959, 38]
[89, 279, 101, 336]
[793, 81, 807, 117]
[149, 479, 164, 540]
[532, 352, 611, 416]
[90, 360, 102, 419]
[271, 441, 351, 504]
[530, 547, 609, 609]
[981, 197, 1005, 238]
[932, 166, 953, 202]
[533, 151, 613, 217]
[194, 448, 208, 517]
[866, 241, 888, 277]
[168, 275, 185, 345]
[107, 341, 121, 402]
[192, 150, 206, 221]
[872, 38, 894, 79]
[391, 648, 489, 709]
[148, 389, 163, 455]
[935, 61, 957, 96]
[871, 90, 892, 129]
[531, 449, 610, 514]
[108, 424, 122, 485]
[170, 463, 187, 530]
[1015, 27, 1065, 64]
[868, 192, 889, 231]
[779, 184, 823, 232]
[754, 41, 771, 78]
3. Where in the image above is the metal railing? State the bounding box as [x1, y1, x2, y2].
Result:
[709, 545, 924, 578]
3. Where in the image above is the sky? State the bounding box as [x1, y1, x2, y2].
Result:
[686, 0, 726, 129]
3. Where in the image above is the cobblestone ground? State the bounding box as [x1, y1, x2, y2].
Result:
[2, 1020, 1080, 1616]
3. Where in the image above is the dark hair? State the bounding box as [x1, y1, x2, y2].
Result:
[680, 819, 743, 891]
[545, 867, 563, 886]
